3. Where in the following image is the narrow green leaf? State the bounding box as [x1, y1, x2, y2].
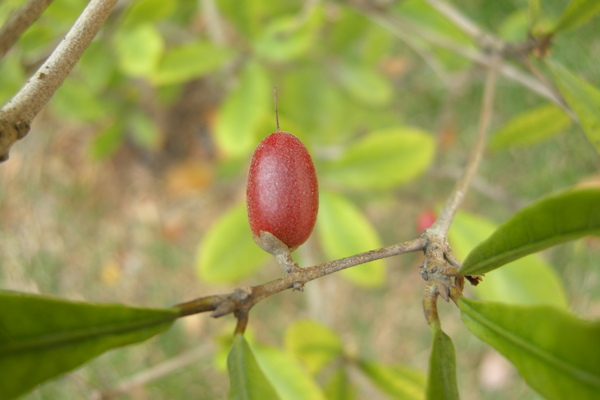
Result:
[325, 127, 435, 190]
[317, 191, 385, 287]
[552, 0, 600, 32]
[284, 319, 344, 375]
[548, 61, 600, 152]
[459, 297, 600, 400]
[358, 360, 426, 400]
[228, 334, 281, 400]
[489, 103, 571, 149]
[215, 61, 271, 157]
[152, 42, 234, 86]
[0, 291, 177, 400]
[459, 188, 600, 275]
[325, 366, 358, 400]
[253, 344, 327, 400]
[449, 211, 567, 308]
[197, 203, 270, 283]
[426, 327, 459, 400]
[114, 24, 164, 78]
[528, 0, 541, 26]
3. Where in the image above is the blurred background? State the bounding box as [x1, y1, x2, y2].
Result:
[0, 0, 599, 399]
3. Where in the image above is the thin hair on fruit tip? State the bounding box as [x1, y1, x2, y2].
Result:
[273, 87, 280, 132]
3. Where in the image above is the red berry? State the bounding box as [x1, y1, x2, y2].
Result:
[416, 209, 437, 232]
[246, 131, 318, 250]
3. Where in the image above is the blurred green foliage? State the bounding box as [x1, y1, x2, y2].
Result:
[1, 0, 599, 399]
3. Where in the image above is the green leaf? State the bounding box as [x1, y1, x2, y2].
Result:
[325, 127, 435, 190]
[449, 210, 567, 308]
[88, 121, 125, 161]
[253, 344, 327, 400]
[254, 7, 322, 62]
[0, 291, 177, 400]
[115, 24, 164, 78]
[459, 297, 600, 400]
[197, 203, 270, 283]
[228, 334, 281, 400]
[552, 0, 600, 32]
[78, 42, 116, 92]
[528, 0, 541, 26]
[152, 42, 234, 86]
[490, 103, 571, 149]
[317, 191, 385, 287]
[358, 360, 426, 400]
[548, 61, 600, 152]
[122, 0, 175, 27]
[426, 327, 459, 400]
[0, 52, 25, 104]
[51, 80, 110, 123]
[128, 111, 161, 149]
[459, 188, 600, 275]
[336, 63, 392, 106]
[215, 61, 271, 157]
[325, 366, 358, 400]
[284, 319, 344, 375]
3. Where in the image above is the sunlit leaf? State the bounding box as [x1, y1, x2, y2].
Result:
[336, 63, 392, 106]
[449, 211, 568, 308]
[358, 360, 426, 400]
[325, 127, 435, 190]
[552, 0, 600, 32]
[115, 24, 164, 78]
[548, 61, 600, 152]
[122, 0, 175, 27]
[254, 6, 322, 62]
[253, 344, 327, 400]
[490, 103, 571, 149]
[197, 203, 270, 283]
[317, 191, 385, 287]
[459, 188, 600, 275]
[228, 334, 280, 400]
[426, 326, 459, 400]
[215, 61, 271, 157]
[0, 291, 177, 400]
[152, 42, 234, 86]
[459, 297, 600, 400]
[284, 319, 344, 375]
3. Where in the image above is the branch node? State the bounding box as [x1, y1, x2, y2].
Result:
[210, 300, 235, 318]
[233, 286, 252, 301]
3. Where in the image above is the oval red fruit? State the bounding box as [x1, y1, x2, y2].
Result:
[246, 131, 319, 250]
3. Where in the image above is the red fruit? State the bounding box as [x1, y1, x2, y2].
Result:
[416, 209, 436, 232]
[246, 131, 318, 250]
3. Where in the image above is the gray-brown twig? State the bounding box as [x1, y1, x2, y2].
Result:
[175, 238, 427, 332]
[420, 54, 500, 326]
[0, 0, 117, 162]
[0, 0, 55, 59]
